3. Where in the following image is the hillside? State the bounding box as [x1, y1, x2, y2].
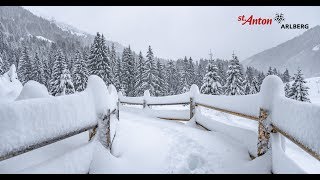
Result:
[243, 25, 320, 78]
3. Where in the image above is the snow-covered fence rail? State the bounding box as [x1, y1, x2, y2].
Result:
[119, 75, 319, 167]
[0, 75, 119, 162]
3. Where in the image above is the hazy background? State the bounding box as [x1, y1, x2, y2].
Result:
[24, 6, 320, 61]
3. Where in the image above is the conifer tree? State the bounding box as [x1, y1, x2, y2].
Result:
[224, 53, 244, 95]
[141, 45, 158, 96]
[200, 62, 222, 95]
[72, 50, 89, 92]
[266, 66, 273, 76]
[18, 47, 32, 84]
[59, 68, 75, 95]
[166, 60, 180, 95]
[284, 82, 290, 98]
[288, 68, 310, 102]
[250, 77, 260, 94]
[32, 52, 46, 85]
[122, 46, 135, 96]
[50, 50, 67, 96]
[134, 51, 145, 96]
[88, 33, 112, 85]
[282, 69, 291, 83]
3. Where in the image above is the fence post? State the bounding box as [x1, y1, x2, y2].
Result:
[189, 84, 199, 120]
[143, 99, 146, 109]
[98, 109, 111, 150]
[89, 126, 97, 141]
[257, 108, 271, 156]
[190, 97, 194, 119]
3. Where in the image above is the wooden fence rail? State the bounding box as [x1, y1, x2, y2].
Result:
[120, 93, 320, 162]
[0, 107, 119, 162]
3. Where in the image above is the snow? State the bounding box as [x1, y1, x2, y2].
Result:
[16, 80, 50, 100]
[304, 76, 320, 105]
[312, 44, 320, 51]
[35, 36, 53, 43]
[272, 96, 320, 156]
[19, 141, 94, 174]
[121, 105, 190, 120]
[0, 65, 23, 104]
[0, 132, 89, 173]
[0, 75, 114, 158]
[146, 92, 190, 104]
[89, 110, 271, 173]
[195, 108, 258, 156]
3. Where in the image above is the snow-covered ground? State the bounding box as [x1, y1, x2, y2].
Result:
[0, 109, 272, 173]
[305, 76, 320, 105]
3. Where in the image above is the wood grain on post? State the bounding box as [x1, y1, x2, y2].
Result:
[257, 108, 270, 156]
[190, 98, 194, 119]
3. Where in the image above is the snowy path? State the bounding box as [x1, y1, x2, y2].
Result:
[90, 110, 270, 173]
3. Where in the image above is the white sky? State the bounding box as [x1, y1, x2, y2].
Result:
[24, 6, 320, 61]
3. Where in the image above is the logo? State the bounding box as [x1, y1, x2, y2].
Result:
[274, 13, 285, 24]
[237, 13, 309, 30]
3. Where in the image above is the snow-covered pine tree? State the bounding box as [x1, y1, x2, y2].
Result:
[88, 33, 112, 85]
[122, 46, 135, 96]
[200, 62, 222, 95]
[59, 68, 75, 95]
[284, 82, 290, 98]
[224, 53, 245, 95]
[134, 51, 145, 96]
[243, 77, 251, 95]
[141, 45, 158, 96]
[18, 47, 33, 84]
[257, 72, 265, 86]
[250, 77, 260, 94]
[155, 60, 167, 96]
[50, 50, 67, 96]
[282, 69, 291, 83]
[266, 66, 273, 76]
[181, 56, 190, 92]
[32, 52, 46, 85]
[109, 43, 117, 83]
[195, 62, 204, 88]
[288, 68, 310, 102]
[272, 67, 278, 76]
[245, 67, 254, 84]
[166, 60, 180, 95]
[72, 50, 89, 92]
[217, 62, 226, 86]
[114, 56, 123, 92]
[188, 57, 196, 85]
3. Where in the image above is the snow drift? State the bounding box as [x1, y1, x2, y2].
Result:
[0, 65, 23, 104]
[16, 80, 51, 100]
[0, 75, 117, 159]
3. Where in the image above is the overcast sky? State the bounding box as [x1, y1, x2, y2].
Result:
[24, 6, 320, 61]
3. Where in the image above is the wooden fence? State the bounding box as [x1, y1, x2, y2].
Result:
[119, 81, 320, 163]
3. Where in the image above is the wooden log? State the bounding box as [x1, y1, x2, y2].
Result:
[120, 102, 144, 106]
[117, 100, 120, 120]
[271, 124, 320, 161]
[257, 108, 270, 156]
[0, 124, 97, 162]
[195, 103, 259, 121]
[195, 121, 211, 131]
[148, 102, 190, 106]
[158, 117, 190, 121]
[143, 99, 146, 108]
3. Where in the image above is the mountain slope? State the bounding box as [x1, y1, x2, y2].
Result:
[243, 25, 320, 77]
[0, 6, 125, 52]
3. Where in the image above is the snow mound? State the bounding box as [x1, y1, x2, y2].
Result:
[0, 75, 117, 158]
[16, 81, 50, 100]
[0, 64, 23, 104]
[312, 44, 320, 51]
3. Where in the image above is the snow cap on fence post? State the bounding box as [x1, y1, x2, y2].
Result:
[259, 75, 284, 110]
[143, 90, 150, 108]
[189, 84, 200, 99]
[86, 75, 109, 116]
